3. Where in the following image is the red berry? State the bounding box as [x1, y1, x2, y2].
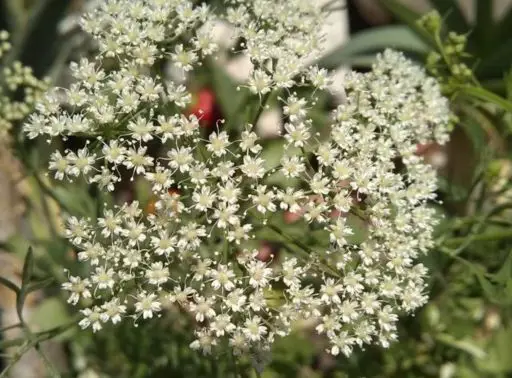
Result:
[415, 143, 434, 156]
[167, 187, 181, 196]
[416, 143, 447, 169]
[187, 88, 220, 128]
[145, 188, 181, 215]
[256, 242, 277, 262]
[145, 197, 157, 215]
[284, 210, 302, 224]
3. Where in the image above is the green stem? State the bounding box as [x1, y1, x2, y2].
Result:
[0, 318, 73, 378]
[36, 178, 58, 239]
[300, 147, 315, 175]
[32, 173, 74, 215]
[251, 91, 272, 126]
[0, 323, 22, 333]
[266, 222, 341, 278]
[223, 237, 229, 263]
[266, 223, 310, 260]
[231, 350, 239, 378]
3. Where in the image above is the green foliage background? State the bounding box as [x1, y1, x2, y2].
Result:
[1, 1, 512, 377]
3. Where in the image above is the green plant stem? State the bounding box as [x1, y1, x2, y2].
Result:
[0, 319, 77, 350]
[0, 340, 59, 378]
[438, 202, 512, 254]
[231, 351, 239, 378]
[266, 222, 341, 278]
[251, 91, 272, 126]
[0, 323, 22, 333]
[300, 147, 315, 175]
[0, 319, 74, 378]
[6, 250, 62, 378]
[36, 178, 58, 239]
[265, 223, 309, 259]
[223, 237, 229, 263]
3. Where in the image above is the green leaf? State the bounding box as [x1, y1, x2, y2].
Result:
[475, 269, 500, 302]
[31, 298, 72, 339]
[134, 177, 153, 209]
[429, 0, 469, 33]
[260, 139, 300, 171]
[0, 335, 26, 349]
[505, 69, 512, 100]
[317, 25, 428, 70]
[345, 213, 368, 245]
[51, 183, 96, 217]
[0, 275, 20, 294]
[21, 246, 34, 288]
[494, 251, 512, 284]
[16, 246, 35, 322]
[379, 0, 436, 47]
[16, 0, 71, 77]
[436, 176, 468, 201]
[459, 105, 498, 152]
[25, 277, 54, 294]
[0, 322, 22, 333]
[475, 327, 512, 373]
[435, 334, 486, 359]
[209, 60, 243, 120]
[332, 54, 378, 68]
[458, 86, 512, 113]
[1, 0, 26, 38]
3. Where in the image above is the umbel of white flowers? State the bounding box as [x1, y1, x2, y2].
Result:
[24, 0, 451, 358]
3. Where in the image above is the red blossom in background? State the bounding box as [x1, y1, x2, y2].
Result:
[186, 88, 222, 129]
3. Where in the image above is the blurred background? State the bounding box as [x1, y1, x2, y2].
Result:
[1, 0, 512, 377]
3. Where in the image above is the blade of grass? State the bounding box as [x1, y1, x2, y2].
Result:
[0, 276, 20, 294]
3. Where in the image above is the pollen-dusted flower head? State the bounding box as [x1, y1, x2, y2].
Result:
[25, 0, 451, 359]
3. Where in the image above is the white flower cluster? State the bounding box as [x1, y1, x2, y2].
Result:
[24, 0, 451, 358]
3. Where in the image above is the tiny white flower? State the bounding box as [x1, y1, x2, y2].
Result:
[210, 264, 236, 291]
[135, 292, 161, 319]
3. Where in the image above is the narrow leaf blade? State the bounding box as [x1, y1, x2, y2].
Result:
[16, 246, 35, 322]
[458, 86, 512, 113]
[0, 276, 20, 294]
[21, 246, 34, 287]
[380, 0, 436, 48]
[26, 277, 54, 294]
[317, 25, 428, 70]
